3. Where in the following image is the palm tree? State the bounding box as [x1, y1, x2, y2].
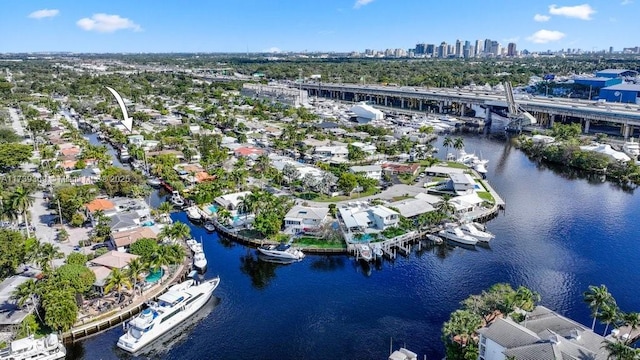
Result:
[599, 304, 620, 336]
[169, 222, 191, 240]
[37, 243, 62, 273]
[436, 194, 456, 218]
[104, 268, 132, 303]
[442, 136, 454, 159]
[9, 186, 34, 238]
[453, 137, 465, 158]
[157, 201, 173, 215]
[12, 279, 38, 312]
[622, 312, 640, 344]
[149, 247, 174, 282]
[601, 339, 639, 360]
[217, 208, 232, 226]
[126, 258, 147, 297]
[584, 285, 614, 331]
[512, 286, 540, 312]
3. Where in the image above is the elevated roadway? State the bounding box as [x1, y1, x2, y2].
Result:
[299, 82, 640, 135]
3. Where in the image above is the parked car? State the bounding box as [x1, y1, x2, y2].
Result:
[91, 243, 108, 250]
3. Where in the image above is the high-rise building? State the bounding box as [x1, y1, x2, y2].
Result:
[609, 46, 613, 54]
[490, 41, 500, 56]
[484, 39, 492, 54]
[475, 40, 483, 56]
[507, 43, 517, 56]
[438, 42, 448, 58]
[415, 43, 426, 55]
[455, 39, 463, 58]
[426, 44, 435, 57]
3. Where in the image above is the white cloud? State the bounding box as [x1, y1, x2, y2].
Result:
[353, 0, 374, 9]
[527, 29, 566, 44]
[548, 4, 595, 20]
[76, 13, 142, 33]
[621, 0, 633, 5]
[28, 9, 59, 19]
[533, 14, 551, 22]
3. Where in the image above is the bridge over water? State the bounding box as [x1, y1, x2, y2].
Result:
[299, 83, 640, 138]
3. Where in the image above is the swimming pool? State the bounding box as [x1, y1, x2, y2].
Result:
[208, 205, 218, 213]
[145, 269, 163, 283]
[142, 220, 155, 226]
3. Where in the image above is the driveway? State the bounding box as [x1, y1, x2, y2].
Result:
[303, 184, 426, 207]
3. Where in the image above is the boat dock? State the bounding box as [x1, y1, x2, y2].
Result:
[62, 243, 193, 343]
[348, 230, 443, 261]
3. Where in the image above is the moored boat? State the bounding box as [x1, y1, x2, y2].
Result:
[193, 251, 207, 272]
[438, 227, 478, 245]
[0, 334, 66, 360]
[203, 221, 216, 232]
[358, 244, 373, 262]
[169, 191, 185, 207]
[459, 223, 494, 243]
[147, 177, 162, 187]
[117, 277, 220, 353]
[186, 206, 202, 222]
[257, 243, 305, 261]
[426, 234, 443, 244]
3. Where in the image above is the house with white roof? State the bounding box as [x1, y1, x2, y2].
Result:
[214, 191, 252, 211]
[350, 165, 383, 180]
[314, 145, 349, 159]
[477, 306, 610, 360]
[283, 205, 330, 234]
[349, 142, 377, 154]
[338, 203, 399, 234]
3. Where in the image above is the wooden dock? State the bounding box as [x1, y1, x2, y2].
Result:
[62, 246, 193, 343]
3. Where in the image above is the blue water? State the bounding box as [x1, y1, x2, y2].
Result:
[142, 221, 154, 227]
[145, 269, 163, 284]
[68, 134, 640, 359]
[208, 205, 218, 213]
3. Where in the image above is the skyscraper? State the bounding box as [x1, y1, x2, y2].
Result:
[484, 39, 492, 54]
[455, 39, 462, 58]
[415, 43, 426, 55]
[426, 44, 435, 57]
[507, 43, 517, 56]
[439, 42, 448, 58]
[475, 40, 483, 56]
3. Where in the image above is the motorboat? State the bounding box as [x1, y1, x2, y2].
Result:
[358, 244, 373, 262]
[0, 334, 66, 360]
[459, 223, 495, 243]
[147, 177, 162, 187]
[372, 243, 383, 258]
[472, 159, 488, 175]
[257, 243, 305, 261]
[130, 297, 218, 358]
[185, 239, 198, 250]
[117, 277, 220, 353]
[185, 206, 202, 222]
[203, 221, 216, 232]
[169, 191, 185, 207]
[438, 227, 478, 245]
[193, 251, 207, 272]
[426, 234, 443, 244]
[623, 140, 640, 159]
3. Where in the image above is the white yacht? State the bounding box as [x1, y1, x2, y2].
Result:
[623, 140, 640, 159]
[257, 243, 305, 261]
[147, 177, 162, 187]
[186, 239, 203, 254]
[0, 334, 66, 360]
[439, 227, 478, 245]
[459, 223, 495, 243]
[117, 277, 220, 353]
[472, 159, 488, 175]
[193, 251, 207, 272]
[358, 244, 373, 262]
[185, 206, 202, 222]
[426, 234, 443, 244]
[169, 191, 185, 207]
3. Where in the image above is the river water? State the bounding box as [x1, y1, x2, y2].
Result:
[69, 134, 640, 359]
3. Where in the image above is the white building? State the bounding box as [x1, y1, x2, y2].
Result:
[338, 203, 399, 233]
[314, 146, 349, 159]
[449, 173, 477, 195]
[214, 191, 252, 211]
[283, 206, 330, 234]
[350, 103, 384, 122]
[349, 141, 377, 154]
[477, 306, 609, 360]
[350, 165, 383, 180]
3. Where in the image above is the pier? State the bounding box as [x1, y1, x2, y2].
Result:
[62, 245, 193, 343]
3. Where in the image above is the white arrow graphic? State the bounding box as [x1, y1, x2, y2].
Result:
[105, 86, 133, 133]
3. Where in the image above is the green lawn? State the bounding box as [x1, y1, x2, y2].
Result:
[297, 188, 379, 202]
[444, 161, 470, 169]
[477, 191, 494, 203]
[293, 236, 346, 249]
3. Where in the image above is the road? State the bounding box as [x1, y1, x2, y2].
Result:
[9, 108, 75, 265]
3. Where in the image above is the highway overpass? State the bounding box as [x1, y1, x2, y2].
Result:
[299, 82, 640, 137]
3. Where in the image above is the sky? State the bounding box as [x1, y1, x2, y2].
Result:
[0, 0, 637, 53]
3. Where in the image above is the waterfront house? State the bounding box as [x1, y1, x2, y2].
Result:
[214, 191, 252, 211]
[424, 165, 465, 178]
[85, 198, 117, 226]
[89, 251, 141, 295]
[350, 165, 383, 180]
[338, 203, 399, 234]
[110, 227, 158, 252]
[0, 275, 36, 333]
[449, 173, 477, 195]
[477, 306, 609, 360]
[109, 213, 139, 233]
[388, 196, 436, 219]
[283, 205, 330, 234]
[382, 163, 420, 176]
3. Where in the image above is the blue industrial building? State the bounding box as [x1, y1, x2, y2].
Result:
[574, 77, 623, 88]
[595, 69, 638, 78]
[599, 84, 640, 103]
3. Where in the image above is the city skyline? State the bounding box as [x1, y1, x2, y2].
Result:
[1, 0, 638, 53]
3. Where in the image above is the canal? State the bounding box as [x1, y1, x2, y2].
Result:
[68, 134, 640, 359]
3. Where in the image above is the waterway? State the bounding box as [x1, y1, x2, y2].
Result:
[68, 134, 640, 359]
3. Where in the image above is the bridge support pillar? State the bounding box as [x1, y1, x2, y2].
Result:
[341, 92, 345, 101]
[549, 115, 555, 127]
[401, 98, 405, 109]
[438, 102, 443, 113]
[584, 120, 590, 134]
[384, 97, 388, 106]
[485, 107, 492, 124]
[624, 124, 631, 139]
